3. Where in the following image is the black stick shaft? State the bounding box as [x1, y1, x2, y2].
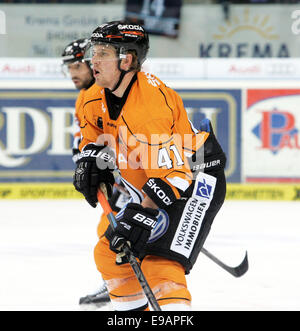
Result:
[98, 187, 161, 311]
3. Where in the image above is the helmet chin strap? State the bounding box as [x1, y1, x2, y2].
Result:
[110, 68, 127, 93]
[110, 51, 133, 93]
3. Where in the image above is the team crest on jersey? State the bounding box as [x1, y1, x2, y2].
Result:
[148, 209, 169, 243]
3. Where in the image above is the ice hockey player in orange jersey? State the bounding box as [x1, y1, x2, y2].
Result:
[61, 38, 95, 164]
[62, 37, 131, 308]
[73, 21, 227, 311]
[62, 38, 113, 308]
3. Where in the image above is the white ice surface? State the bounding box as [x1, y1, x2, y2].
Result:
[0, 199, 299, 311]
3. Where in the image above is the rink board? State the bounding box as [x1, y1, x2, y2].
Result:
[1, 57, 300, 191]
[0, 183, 299, 201]
[0, 89, 77, 183]
[0, 87, 241, 183]
[244, 89, 300, 183]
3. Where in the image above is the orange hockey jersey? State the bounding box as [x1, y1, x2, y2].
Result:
[74, 83, 100, 140]
[74, 88, 84, 140]
[79, 72, 209, 202]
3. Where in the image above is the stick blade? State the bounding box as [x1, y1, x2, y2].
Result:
[201, 248, 249, 278]
[231, 251, 249, 277]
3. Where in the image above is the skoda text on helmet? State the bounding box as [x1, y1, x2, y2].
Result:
[89, 21, 149, 92]
[90, 21, 149, 66]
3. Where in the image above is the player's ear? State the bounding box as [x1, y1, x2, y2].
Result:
[120, 53, 133, 71]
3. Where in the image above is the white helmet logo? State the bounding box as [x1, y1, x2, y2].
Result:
[117, 24, 143, 31]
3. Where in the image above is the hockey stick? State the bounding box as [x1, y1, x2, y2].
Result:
[97, 184, 161, 312]
[201, 247, 248, 278]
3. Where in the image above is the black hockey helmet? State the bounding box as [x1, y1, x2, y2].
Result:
[61, 38, 89, 65]
[89, 21, 149, 66]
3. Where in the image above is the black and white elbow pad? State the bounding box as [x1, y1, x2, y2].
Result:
[142, 178, 178, 209]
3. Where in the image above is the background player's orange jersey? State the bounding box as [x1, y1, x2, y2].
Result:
[74, 83, 100, 139]
[79, 71, 209, 200]
[74, 88, 85, 140]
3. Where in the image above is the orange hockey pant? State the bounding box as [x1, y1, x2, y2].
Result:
[94, 214, 191, 311]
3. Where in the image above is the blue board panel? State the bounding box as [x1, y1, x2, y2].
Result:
[0, 90, 77, 182]
[0, 88, 241, 183]
[177, 89, 242, 182]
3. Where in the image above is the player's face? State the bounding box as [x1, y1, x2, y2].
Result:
[91, 44, 120, 90]
[67, 62, 93, 90]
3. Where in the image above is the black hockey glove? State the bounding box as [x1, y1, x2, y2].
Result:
[73, 143, 115, 208]
[105, 203, 159, 258]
